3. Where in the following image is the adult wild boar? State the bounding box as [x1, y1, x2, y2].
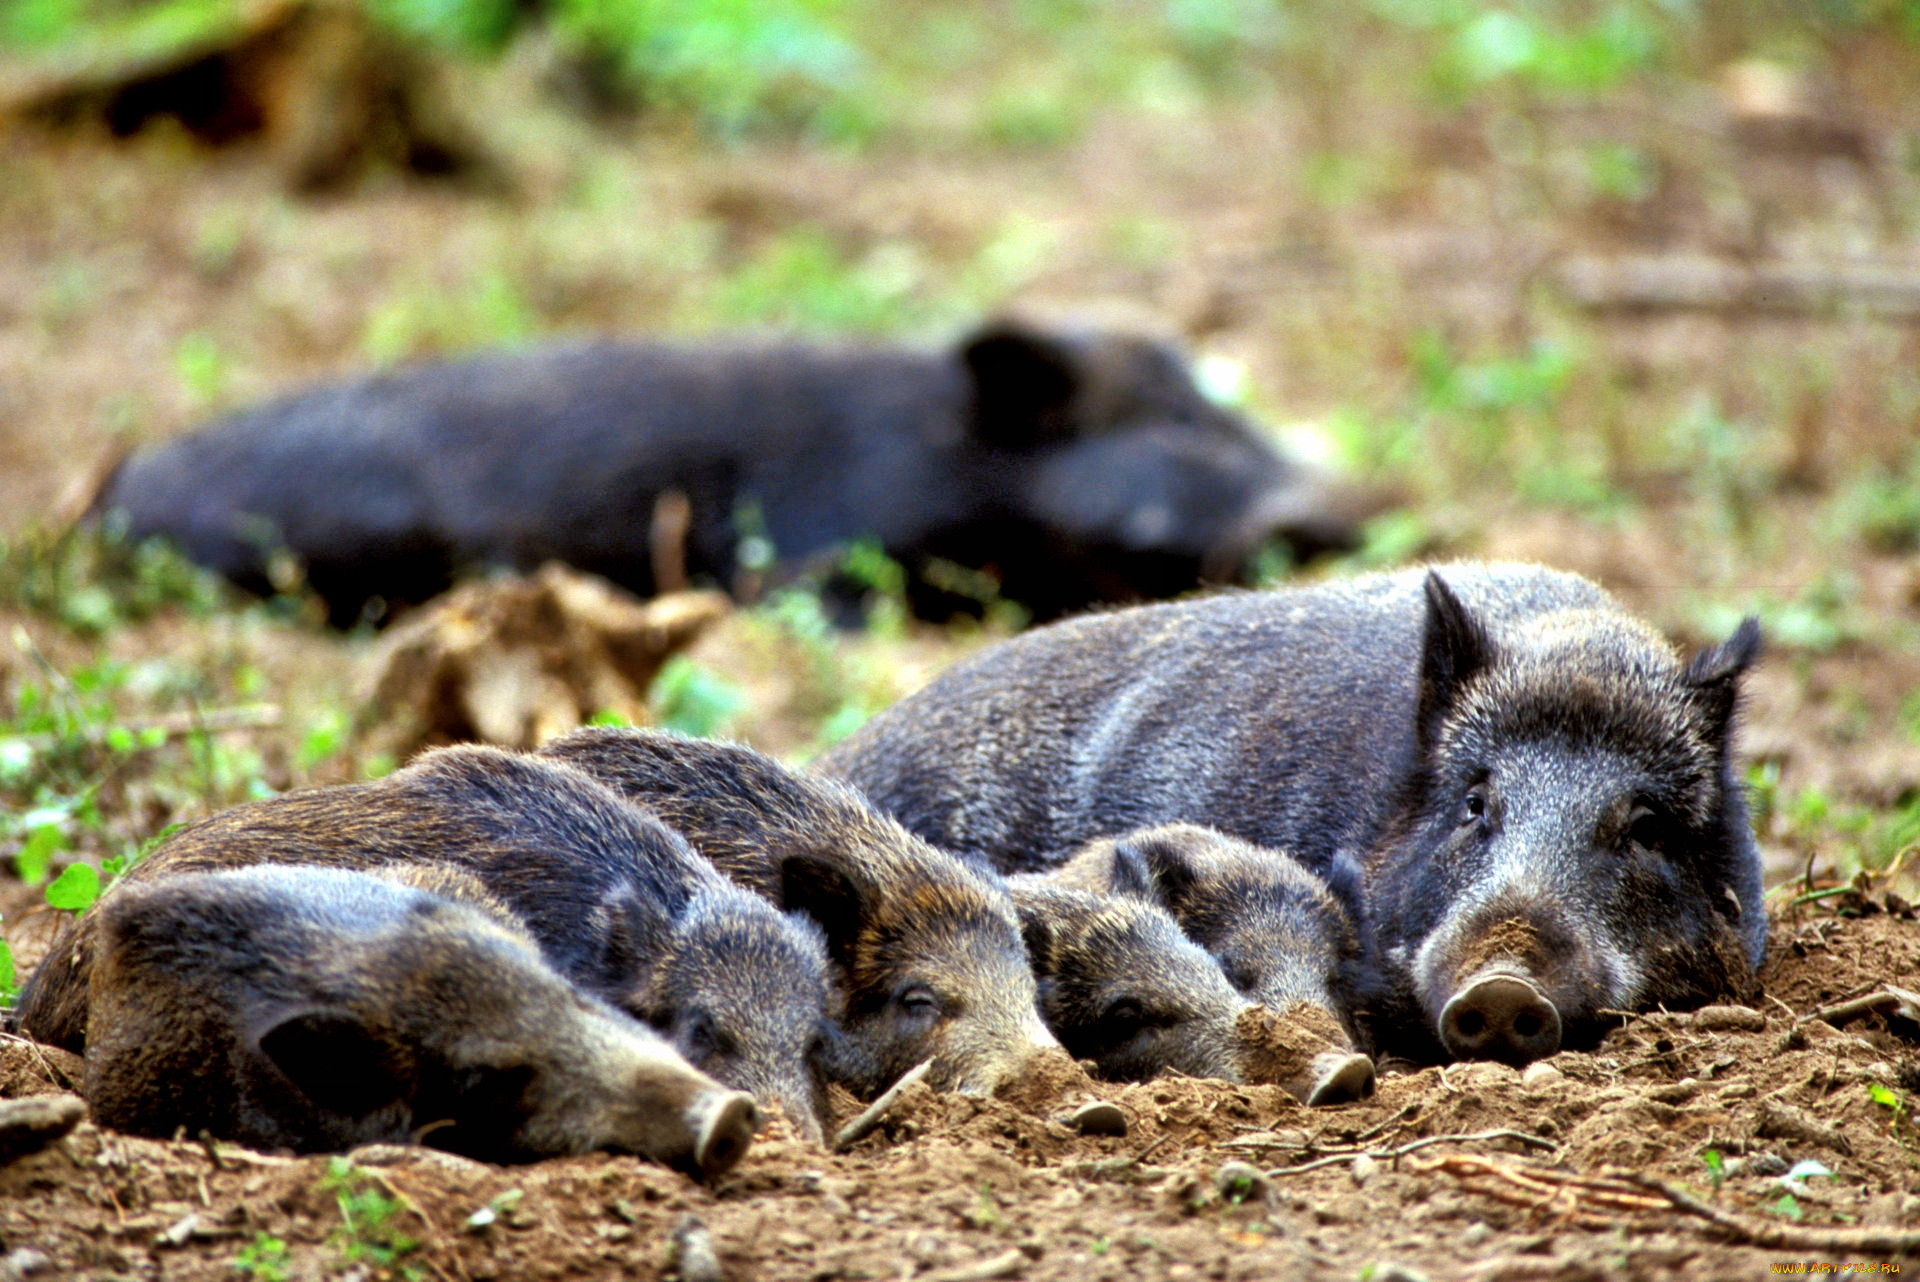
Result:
[538, 727, 1059, 1099]
[92, 321, 1372, 625]
[19, 746, 836, 1140]
[84, 864, 758, 1174]
[822, 563, 1766, 1065]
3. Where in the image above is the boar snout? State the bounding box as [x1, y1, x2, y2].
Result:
[689, 1089, 759, 1180]
[1439, 970, 1562, 1064]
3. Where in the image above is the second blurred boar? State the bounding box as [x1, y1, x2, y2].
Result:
[92, 321, 1379, 625]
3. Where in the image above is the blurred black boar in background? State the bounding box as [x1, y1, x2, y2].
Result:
[92, 321, 1379, 625]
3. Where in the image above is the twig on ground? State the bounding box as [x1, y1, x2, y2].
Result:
[1802, 987, 1920, 1030]
[833, 1058, 933, 1151]
[1618, 1170, 1920, 1253]
[1265, 1129, 1557, 1178]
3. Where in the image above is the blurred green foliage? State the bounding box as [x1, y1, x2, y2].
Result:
[9, 0, 1913, 146]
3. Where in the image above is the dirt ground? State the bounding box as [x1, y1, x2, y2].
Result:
[2, 906, 1916, 1281]
[4, 7, 1920, 1279]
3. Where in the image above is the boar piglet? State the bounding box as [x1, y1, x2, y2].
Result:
[822, 562, 1766, 1065]
[538, 727, 1057, 1099]
[83, 865, 757, 1174]
[19, 746, 835, 1141]
[1051, 824, 1371, 1041]
[1009, 876, 1268, 1083]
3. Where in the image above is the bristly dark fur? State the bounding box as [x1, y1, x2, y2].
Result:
[1049, 824, 1374, 1044]
[821, 562, 1766, 1063]
[1007, 875, 1252, 1082]
[18, 745, 833, 1137]
[83, 864, 752, 1171]
[94, 322, 1366, 626]
[538, 727, 1055, 1097]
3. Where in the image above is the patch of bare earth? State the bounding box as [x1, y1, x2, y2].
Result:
[4, 908, 1916, 1280]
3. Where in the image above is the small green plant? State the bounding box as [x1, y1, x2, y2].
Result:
[0, 919, 17, 1008]
[1701, 1148, 1724, 1191]
[322, 1158, 421, 1276]
[1771, 1191, 1804, 1221]
[1870, 1082, 1910, 1131]
[362, 268, 538, 366]
[649, 656, 747, 739]
[0, 522, 226, 637]
[232, 1231, 290, 1282]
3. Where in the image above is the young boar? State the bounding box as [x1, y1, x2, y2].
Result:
[1006, 876, 1254, 1084]
[84, 864, 757, 1174]
[821, 563, 1766, 1065]
[1049, 825, 1369, 1039]
[19, 746, 834, 1140]
[92, 321, 1376, 626]
[536, 727, 1058, 1099]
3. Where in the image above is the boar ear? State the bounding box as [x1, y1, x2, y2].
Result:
[1020, 915, 1056, 976]
[1684, 615, 1761, 738]
[777, 853, 870, 973]
[962, 322, 1079, 449]
[1109, 833, 1201, 916]
[258, 1009, 414, 1118]
[1415, 572, 1495, 749]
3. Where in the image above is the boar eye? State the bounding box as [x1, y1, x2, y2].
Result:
[685, 1010, 732, 1061]
[897, 985, 939, 1017]
[1220, 959, 1259, 993]
[1458, 783, 1491, 828]
[1102, 998, 1146, 1035]
[1626, 805, 1666, 853]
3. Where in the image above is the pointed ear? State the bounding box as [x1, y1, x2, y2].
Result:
[1019, 913, 1055, 978]
[257, 1009, 413, 1118]
[598, 888, 677, 1014]
[1685, 615, 1761, 740]
[1415, 572, 1495, 751]
[961, 322, 1081, 449]
[1108, 831, 1201, 917]
[777, 853, 871, 974]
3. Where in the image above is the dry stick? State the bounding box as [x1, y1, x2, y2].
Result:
[1264, 1129, 1557, 1178]
[1621, 1171, 1920, 1254]
[1803, 988, 1920, 1030]
[833, 1058, 934, 1152]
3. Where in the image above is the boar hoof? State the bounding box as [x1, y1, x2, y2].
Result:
[693, 1091, 759, 1180]
[1441, 974, 1562, 1064]
[1304, 1052, 1376, 1106]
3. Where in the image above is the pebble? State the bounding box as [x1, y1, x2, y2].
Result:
[1520, 1061, 1564, 1088]
[1, 1250, 50, 1280]
[1369, 1265, 1432, 1282]
[1214, 1161, 1270, 1203]
[1349, 1153, 1378, 1187]
[670, 1213, 724, 1282]
[1460, 1222, 1492, 1249]
[1066, 1101, 1127, 1137]
[1692, 1005, 1767, 1033]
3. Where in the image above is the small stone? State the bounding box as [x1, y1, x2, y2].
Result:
[670, 1213, 724, 1282]
[1066, 1101, 1127, 1137]
[1520, 1061, 1564, 1089]
[1, 1250, 50, 1278]
[1370, 1265, 1432, 1282]
[1692, 1005, 1766, 1033]
[0, 1095, 87, 1167]
[1349, 1153, 1377, 1187]
[1648, 1078, 1703, 1105]
[154, 1214, 199, 1248]
[1214, 1161, 1270, 1204]
[1460, 1222, 1492, 1249]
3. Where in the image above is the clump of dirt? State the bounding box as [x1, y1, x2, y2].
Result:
[1236, 1001, 1356, 1099]
[357, 569, 728, 757]
[1455, 917, 1547, 976]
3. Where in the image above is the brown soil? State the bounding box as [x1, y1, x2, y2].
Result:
[4, 906, 1916, 1280]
